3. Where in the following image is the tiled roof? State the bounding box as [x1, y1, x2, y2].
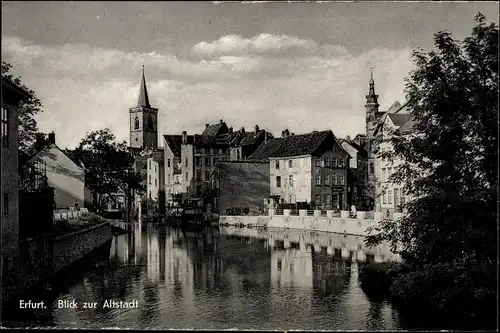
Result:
[163, 134, 194, 156]
[388, 113, 413, 126]
[387, 101, 402, 113]
[398, 118, 416, 134]
[248, 138, 283, 161]
[249, 130, 333, 160]
[202, 121, 228, 137]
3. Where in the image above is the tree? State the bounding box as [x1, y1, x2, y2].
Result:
[72, 128, 145, 218]
[1, 61, 43, 152]
[365, 14, 497, 323]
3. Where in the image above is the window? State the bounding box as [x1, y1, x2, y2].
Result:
[3, 193, 8, 215]
[325, 157, 330, 167]
[134, 116, 139, 130]
[325, 194, 331, 205]
[370, 162, 374, 175]
[185, 158, 188, 167]
[339, 175, 345, 185]
[168, 174, 171, 184]
[205, 158, 211, 167]
[148, 175, 151, 185]
[196, 170, 202, 181]
[155, 165, 157, 173]
[288, 160, 293, 168]
[289, 175, 294, 186]
[276, 176, 281, 187]
[176, 176, 180, 183]
[167, 159, 171, 167]
[275, 160, 280, 169]
[388, 190, 393, 204]
[332, 174, 337, 185]
[214, 158, 219, 166]
[339, 157, 345, 167]
[210, 148, 214, 155]
[324, 176, 330, 186]
[148, 160, 151, 169]
[383, 191, 387, 204]
[196, 157, 202, 166]
[205, 170, 211, 181]
[147, 117, 153, 130]
[236, 150, 240, 161]
[155, 178, 157, 186]
[388, 167, 393, 181]
[381, 168, 386, 182]
[316, 175, 321, 186]
[332, 157, 338, 167]
[315, 194, 321, 205]
[315, 158, 321, 167]
[1, 107, 8, 148]
[185, 172, 188, 181]
[201, 148, 206, 155]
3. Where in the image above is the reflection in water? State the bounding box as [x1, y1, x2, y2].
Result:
[3, 223, 401, 330]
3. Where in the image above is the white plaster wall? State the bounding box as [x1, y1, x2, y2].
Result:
[269, 156, 312, 203]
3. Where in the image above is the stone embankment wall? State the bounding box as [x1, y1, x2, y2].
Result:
[219, 209, 405, 237]
[52, 222, 112, 273]
[2, 221, 112, 302]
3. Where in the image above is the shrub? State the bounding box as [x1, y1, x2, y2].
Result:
[359, 262, 410, 300]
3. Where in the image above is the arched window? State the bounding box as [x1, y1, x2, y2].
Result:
[147, 117, 153, 130]
[134, 116, 139, 130]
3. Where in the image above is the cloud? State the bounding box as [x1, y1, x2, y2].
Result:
[1, 34, 413, 149]
[191, 33, 349, 58]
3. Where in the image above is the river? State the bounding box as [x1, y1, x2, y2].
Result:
[2, 222, 406, 330]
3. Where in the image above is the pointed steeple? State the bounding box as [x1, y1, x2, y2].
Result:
[137, 65, 151, 108]
[365, 68, 379, 106]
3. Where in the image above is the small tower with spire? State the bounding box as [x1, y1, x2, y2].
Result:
[365, 67, 380, 137]
[129, 66, 158, 151]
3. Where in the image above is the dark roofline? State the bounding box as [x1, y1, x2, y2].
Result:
[27, 143, 84, 171]
[2, 79, 31, 101]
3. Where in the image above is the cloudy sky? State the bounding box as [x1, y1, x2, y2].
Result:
[2, 1, 498, 149]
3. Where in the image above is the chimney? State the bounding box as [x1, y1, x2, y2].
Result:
[229, 127, 233, 133]
[35, 133, 46, 146]
[193, 134, 197, 142]
[220, 119, 223, 124]
[264, 131, 268, 142]
[281, 129, 290, 138]
[182, 131, 187, 144]
[240, 127, 245, 134]
[346, 135, 351, 141]
[254, 125, 259, 134]
[48, 132, 55, 145]
[205, 123, 209, 129]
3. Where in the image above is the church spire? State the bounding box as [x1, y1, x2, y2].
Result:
[365, 67, 379, 106]
[137, 65, 151, 108]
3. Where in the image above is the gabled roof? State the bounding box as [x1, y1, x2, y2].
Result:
[202, 121, 229, 137]
[248, 138, 283, 161]
[21, 142, 84, 172]
[2, 78, 31, 104]
[387, 101, 402, 113]
[398, 118, 417, 134]
[387, 113, 412, 127]
[163, 134, 194, 157]
[249, 130, 341, 160]
[339, 138, 368, 157]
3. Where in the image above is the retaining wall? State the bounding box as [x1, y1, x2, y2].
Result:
[2, 221, 112, 302]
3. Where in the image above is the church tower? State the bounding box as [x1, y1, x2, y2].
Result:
[129, 66, 158, 151]
[365, 69, 380, 137]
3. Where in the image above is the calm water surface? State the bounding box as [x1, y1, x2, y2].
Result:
[3, 223, 404, 330]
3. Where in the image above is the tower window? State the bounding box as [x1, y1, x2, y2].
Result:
[147, 117, 153, 130]
[134, 116, 139, 130]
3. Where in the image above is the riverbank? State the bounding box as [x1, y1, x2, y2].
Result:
[2, 214, 113, 302]
[359, 261, 497, 330]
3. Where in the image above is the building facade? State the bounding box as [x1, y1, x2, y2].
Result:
[1, 79, 30, 271]
[372, 106, 414, 214]
[340, 138, 369, 209]
[23, 133, 85, 209]
[163, 121, 272, 211]
[250, 130, 350, 210]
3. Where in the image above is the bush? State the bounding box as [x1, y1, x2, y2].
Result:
[389, 260, 497, 327]
[359, 262, 410, 300]
[79, 212, 106, 224]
